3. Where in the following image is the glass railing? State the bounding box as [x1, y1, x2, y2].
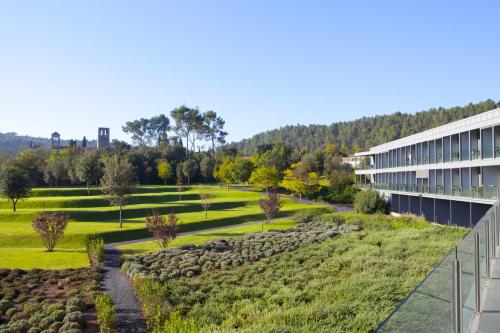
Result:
[495, 147, 500, 158]
[376, 202, 498, 332]
[357, 183, 500, 200]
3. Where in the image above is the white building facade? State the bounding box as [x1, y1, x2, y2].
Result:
[354, 108, 500, 227]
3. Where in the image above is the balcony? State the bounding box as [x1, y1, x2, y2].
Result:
[357, 183, 500, 200]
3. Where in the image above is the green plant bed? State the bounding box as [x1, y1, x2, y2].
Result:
[132, 213, 467, 332]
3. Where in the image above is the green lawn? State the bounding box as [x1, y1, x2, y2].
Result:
[118, 219, 299, 255]
[0, 185, 321, 269]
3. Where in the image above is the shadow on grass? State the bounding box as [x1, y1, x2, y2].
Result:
[2, 193, 201, 210]
[30, 186, 181, 197]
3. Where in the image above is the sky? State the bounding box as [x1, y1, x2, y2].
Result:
[1, 1, 500, 144]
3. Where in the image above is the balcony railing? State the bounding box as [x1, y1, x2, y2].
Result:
[357, 183, 500, 200]
[376, 202, 500, 332]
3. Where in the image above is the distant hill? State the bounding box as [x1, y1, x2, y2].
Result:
[230, 99, 500, 155]
[0, 132, 97, 156]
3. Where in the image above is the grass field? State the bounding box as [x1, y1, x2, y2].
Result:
[134, 213, 468, 332]
[0, 185, 321, 269]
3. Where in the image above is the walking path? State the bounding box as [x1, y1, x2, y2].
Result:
[476, 248, 500, 333]
[100, 188, 353, 332]
[101, 247, 148, 333]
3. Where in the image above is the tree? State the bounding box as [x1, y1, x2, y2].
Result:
[281, 162, 320, 203]
[76, 151, 102, 195]
[199, 187, 214, 219]
[258, 190, 282, 231]
[182, 159, 198, 186]
[176, 177, 183, 200]
[0, 163, 31, 212]
[122, 119, 148, 146]
[44, 152, 66, 187]
[200, 155, 214, 182]
[32, 212, 69, 252]
[101, 155, 137, 228]
[214, 157, 235, 189]
[149, 114, 171, 147]
[157, 159, 173, 186]
[171, 106, 204, 156]
[203, 111, 228, 151]
[249, 166, 280, 194]
[353, 190, 389, 214]
[82, 136, 88, 148]
[232, 157, 253, 184]
[145, 210, 179, 249]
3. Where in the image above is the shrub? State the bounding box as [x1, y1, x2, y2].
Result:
[95, 293, 115, 333]
[293, 208, 336, 223]
[85, 234, 104, 268]
[145, 210, 179, 250]
[353, 190, 390, 214]
[151, 312, 198, 333]
[31, 213, 70, 252]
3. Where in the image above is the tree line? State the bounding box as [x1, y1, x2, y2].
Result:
[230, 99, 500, 155]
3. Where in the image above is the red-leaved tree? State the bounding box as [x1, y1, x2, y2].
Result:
[145, 210, 180, 249]
[32, 212, 70, 252]
[258, 190, 282, 231]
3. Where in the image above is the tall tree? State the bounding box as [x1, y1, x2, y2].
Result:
[203, 111, 228, 151]
[76, 151, 102, 195]
[0, 163, 31, 212]
[101, 155, 137, 228]
[200, 155, 214, 182]
[148, 114, 171, 147]
[171, 106, 204, 156]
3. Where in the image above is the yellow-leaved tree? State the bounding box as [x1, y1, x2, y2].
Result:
[281, 162, 320, 203]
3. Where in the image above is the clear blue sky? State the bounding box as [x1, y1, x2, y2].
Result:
[1, 1, 499, 143]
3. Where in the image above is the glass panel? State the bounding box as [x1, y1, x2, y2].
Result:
[482, 127, 493, 159]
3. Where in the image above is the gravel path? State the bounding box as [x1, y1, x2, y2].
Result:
[101, 247, 147, 333]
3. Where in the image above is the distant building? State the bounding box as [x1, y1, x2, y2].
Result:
[97, 128, 110, 148]
[50, 132, 61, 149]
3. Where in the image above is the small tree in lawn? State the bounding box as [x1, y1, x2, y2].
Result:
[199, 187, 214, 219]
[145, 210, 180, 249]
[249, 166, 280, 194]
[76, 151, 102, 195]
[176, 177, 183, 200]
[101, 155, 137, 228]
[258, 190, 282, 232]
[0, 163, 31, 212]
[157, 159, 173, 186]
[32, 212, 70, 252]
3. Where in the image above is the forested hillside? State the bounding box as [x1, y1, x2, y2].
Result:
[0, 132, 96, 156]
[231, 99, 500, 155]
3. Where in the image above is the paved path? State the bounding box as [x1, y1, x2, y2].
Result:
[476, 248, 500, 333]
[101, 247, 147, 333]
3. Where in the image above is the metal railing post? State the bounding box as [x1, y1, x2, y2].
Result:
[492, 212, 496, 259]
[453, 249, 463, 333]
[474, 233, 481, 313]
[486, 219, 491, 279]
